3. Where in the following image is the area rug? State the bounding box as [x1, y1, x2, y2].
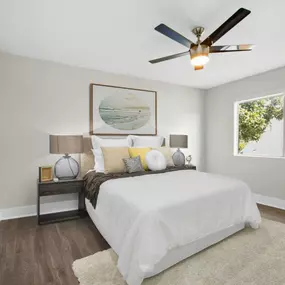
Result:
[73, 219, 285, 285]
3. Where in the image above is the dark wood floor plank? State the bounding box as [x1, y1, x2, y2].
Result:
[0, 205, 284, 285]
[14, 223, 36, 285]
[43, 224, 67, 285]
[0, 222, 17, 285]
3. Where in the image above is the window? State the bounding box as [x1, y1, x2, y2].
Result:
[234, 93, 284, 158]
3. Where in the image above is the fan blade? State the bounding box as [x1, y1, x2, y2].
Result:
[210, 44, 254, 53]
[202, 8, 251, 45]
[155, 24, 193, 48]
[149, 51, 189, 64]
[210, 50, 251, 53]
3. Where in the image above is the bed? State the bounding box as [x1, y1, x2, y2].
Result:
[81, 137, 261, 285]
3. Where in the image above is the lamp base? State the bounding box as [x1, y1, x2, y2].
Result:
[172, 148, 185, 167]
[54, 154, 79, 180]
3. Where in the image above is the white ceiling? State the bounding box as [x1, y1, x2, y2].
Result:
[0, 0, 284, 89]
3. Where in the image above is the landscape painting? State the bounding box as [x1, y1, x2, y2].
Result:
[90, 84, 157, 135]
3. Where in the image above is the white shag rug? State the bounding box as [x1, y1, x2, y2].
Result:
[73, 219, 285, 285]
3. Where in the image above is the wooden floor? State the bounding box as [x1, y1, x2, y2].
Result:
[0, 204, 284, 285]
[0, 216, 109, 285]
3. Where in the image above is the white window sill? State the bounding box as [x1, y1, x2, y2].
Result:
[233, 154, 285, 159]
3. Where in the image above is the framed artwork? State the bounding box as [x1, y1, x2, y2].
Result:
[89, 83, 157, 135]
[39, 166, 53, 182]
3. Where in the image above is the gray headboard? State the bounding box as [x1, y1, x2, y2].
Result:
[80, 136, 94, 176]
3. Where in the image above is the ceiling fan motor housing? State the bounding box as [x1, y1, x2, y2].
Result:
[192, 27, 205, 40]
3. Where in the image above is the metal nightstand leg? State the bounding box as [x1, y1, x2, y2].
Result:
[37, 183, 40, 225]
[78, 187, 86, 212]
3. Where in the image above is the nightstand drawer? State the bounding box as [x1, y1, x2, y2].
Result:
[39, 182, 83, 196]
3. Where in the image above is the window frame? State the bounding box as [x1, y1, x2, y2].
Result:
[234, 92, 285, 159]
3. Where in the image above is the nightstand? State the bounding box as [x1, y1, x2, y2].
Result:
[37, 178, 86, 225]
[185, 164, 197, 170]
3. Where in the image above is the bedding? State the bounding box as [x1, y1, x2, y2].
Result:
[128, 135, 164, 147]
[91, 135, 132, 149]
[145, 150, 167, 171]
[123, 156, 145, 173]
[153, 147, 174, 167]
[129, 147, 151, 170]
[84, 169, 261, 285]
[91, 148, 104, 172]
[91, 136, 132, 172]
[101, 147, 130, 174]
[84, 166, 191, 209]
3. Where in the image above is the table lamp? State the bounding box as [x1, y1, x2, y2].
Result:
[49, 135, 83, 180]
[170, 134, 188, 166]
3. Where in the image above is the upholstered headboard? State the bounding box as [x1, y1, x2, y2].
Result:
[80, 136, 166, 176]
[80, 136, 94, 176]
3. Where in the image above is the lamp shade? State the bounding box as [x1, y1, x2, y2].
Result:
[49, 135, 83, 154]
[169, 134, 188, 148]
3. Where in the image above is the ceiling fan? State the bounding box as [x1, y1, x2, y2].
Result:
[149, 8, 254, 70]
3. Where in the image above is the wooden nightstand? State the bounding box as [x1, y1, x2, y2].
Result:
[185, 164, 197, 170]
[37, 178, 86, 225]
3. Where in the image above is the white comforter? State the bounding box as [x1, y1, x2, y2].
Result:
[93, 170, 261, 285]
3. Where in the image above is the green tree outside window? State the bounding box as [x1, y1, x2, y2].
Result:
[238, 95, 284, 152]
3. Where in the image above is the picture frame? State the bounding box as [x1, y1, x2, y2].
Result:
[39, 166, 53, 182]
[89, 83, 157, 136]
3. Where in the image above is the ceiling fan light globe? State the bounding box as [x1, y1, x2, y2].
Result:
[191, 55, 209, 66]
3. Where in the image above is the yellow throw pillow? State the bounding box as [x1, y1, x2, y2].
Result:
[101, 147, 130, 174]
[129, 147, 151, 170]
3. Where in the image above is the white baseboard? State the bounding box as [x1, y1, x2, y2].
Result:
[254, 194, 285, 210]
[0, 199, 78, 221]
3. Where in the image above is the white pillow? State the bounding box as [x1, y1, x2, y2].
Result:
[91, 135, 132, 149]
[91, 148, 105, 173]
[91, 136, 132, 172]
[145, 150, 167, 171]
[153, 147, 175, 167]
[128, 135, 164, 147]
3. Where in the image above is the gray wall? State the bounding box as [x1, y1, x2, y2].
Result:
[205, 66, 285, 200]
[0, 51, 205, 210]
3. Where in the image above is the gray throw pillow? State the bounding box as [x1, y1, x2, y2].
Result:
[123, 156, 144, 173]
